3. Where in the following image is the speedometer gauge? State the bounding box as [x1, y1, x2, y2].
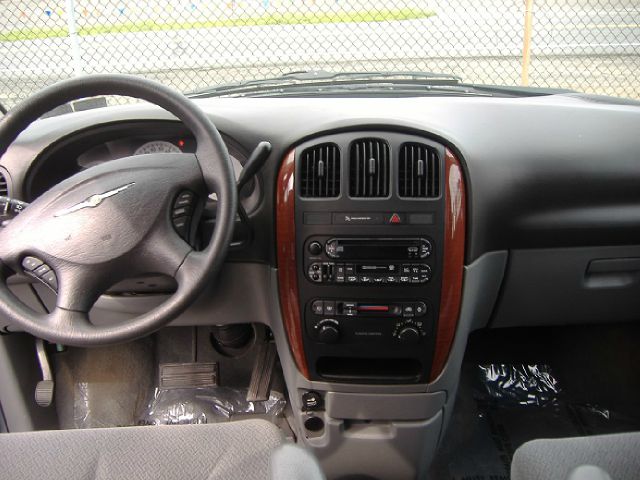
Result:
[134, 141, 181, 155]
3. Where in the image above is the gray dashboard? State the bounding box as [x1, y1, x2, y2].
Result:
[2, 92, 640, 330]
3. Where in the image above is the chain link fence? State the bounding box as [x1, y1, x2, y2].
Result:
[0, 0, 639, 108]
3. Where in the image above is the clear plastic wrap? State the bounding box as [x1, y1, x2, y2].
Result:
[430, 363, 640, 479]
[55, 341, 154, 429]
[139, 387, 286, 425]
[478, 364, 561, 407]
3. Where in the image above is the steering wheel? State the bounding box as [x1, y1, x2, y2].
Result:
[0, 75, 237, 346]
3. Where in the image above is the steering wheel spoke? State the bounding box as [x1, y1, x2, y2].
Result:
[46, 306, 93, 333]
[54, 264, 112, 314]
[138, 224, 194, 278]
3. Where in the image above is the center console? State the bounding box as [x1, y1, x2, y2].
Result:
[275, 130, 466, 479]
[277, 131, 463, 384]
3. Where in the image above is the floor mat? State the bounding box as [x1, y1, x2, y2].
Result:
[429, 362, 640, 480]
[55, 338, 155, 429]
[53, 326, 284, 429]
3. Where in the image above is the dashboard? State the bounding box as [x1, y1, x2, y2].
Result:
[1, 94, 640, 334]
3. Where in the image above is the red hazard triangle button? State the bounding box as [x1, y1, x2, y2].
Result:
[389, 213, 402, 224]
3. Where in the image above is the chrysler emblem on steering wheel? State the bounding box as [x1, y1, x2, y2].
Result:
[54, 182, 136, 217]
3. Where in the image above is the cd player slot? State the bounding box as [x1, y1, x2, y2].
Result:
[325, 237, 432, 260]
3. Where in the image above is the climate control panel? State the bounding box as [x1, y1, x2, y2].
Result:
[306, 299, 431, 346]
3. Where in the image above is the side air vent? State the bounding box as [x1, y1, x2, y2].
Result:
[299, 143, 341, 198]
[398, 143, 440, 198]
[349, 138, 390, 198]
[0, 171, 7, 197]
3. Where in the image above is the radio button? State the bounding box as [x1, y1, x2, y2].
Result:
[308, 263, 323, 282]
[386, 276, 398, 283]
[336, 264, 346, 274]
[373, 277, 386, 284]
[360, 275, 373, 284]
[345, 264, 355, 275]
[335, 274, 345, 283]
[415, 302, 427, 316]
[410, 275, 421, 283]
[401, 264, 411, 274]
[403, 305, 415, 317]
[346, 275, 358, 283]
[399, 276, 410, 283]
[312, 301, 324, 315]
[419, 240, 433, 258]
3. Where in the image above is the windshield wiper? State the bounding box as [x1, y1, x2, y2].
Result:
[188, 70, 464, 98]
[0, 101, 7, 115]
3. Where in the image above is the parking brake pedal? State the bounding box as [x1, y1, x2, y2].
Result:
[34, 339, 54, 407]
[247, 342, 277, 402]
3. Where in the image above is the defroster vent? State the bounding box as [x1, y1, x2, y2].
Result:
[398, 143, 440, 198]
[299, 143, 341, 198]
[349, 138, 390, 197]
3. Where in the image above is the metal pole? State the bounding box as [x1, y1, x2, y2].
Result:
[65, 0, 84, 76]
[521, 0, 534, 86]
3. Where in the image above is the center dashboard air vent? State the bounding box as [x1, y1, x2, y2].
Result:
[398, 143, 440, 198]
[299, 143, 341, 198]
[349, 138, 390, 198]
[0, 171, 8, 197]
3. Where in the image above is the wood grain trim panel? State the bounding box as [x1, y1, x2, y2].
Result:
[275, 149, 310, 378]
[430, 148, 466, 381]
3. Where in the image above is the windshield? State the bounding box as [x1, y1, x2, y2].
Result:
[1, 0, 638, 107]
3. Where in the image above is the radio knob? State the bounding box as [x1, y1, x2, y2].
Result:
[397, 326, 420, 345]
[308, 241, 323, 255]
[325, 240, 339, 258]
[316, 319, 340, 344]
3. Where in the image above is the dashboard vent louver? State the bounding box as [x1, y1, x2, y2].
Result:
[0, 171, 7, 197]
[349, 138, 390, 198]
[299, 143, 341, 198]
[398, 143, 440, 198]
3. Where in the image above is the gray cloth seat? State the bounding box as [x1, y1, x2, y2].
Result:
[0, 419, 324, 480]
[511, 432, 640, 480]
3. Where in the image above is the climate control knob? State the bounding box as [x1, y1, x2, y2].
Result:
[397, 326, 420, 345]
[315, 319, 340, 344]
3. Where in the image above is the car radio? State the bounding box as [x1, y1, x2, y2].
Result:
[305, 237, 434, 285]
